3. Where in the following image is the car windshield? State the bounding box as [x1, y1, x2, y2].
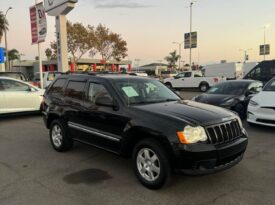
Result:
[207, 81, 249, 95]
[263, 79, 275, 91]
[114, 78, 181, 105]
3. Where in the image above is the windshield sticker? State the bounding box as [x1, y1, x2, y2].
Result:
[122, 86, 139, 97]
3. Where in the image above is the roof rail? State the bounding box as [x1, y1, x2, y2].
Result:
[62, 71, 129, 76]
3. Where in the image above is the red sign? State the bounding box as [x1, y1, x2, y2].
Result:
[29, 3, 47, 44]
[30, 6, 38, 44]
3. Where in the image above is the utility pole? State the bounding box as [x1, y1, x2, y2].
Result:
[173, 41, 184, 69]
[239, 48, 252, 63]
[189, 1, 194, 70]
[4, 7, 12, 71]
[35, 0, 43, 89]
[263, 24, 269, 61]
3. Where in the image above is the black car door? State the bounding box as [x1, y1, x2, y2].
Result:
[63, 80, 87, 140]
[76, 79, 129, 153]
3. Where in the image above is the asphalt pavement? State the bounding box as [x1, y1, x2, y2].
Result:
[0, 91, 275, 205]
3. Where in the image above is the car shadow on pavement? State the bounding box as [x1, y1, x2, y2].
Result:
[0, 113, 42, 122]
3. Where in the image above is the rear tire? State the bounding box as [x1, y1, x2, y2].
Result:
[132, 138, 171, 190]
[199, 83, 209, 92]
[49, 119, 73, 152]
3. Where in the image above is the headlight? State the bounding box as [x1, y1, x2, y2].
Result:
[177, 125, 208, 144]
[249, 100, 259, 107]
[221, 98, 235, 106]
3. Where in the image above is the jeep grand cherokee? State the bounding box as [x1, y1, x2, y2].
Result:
[42, 74, 248, 189]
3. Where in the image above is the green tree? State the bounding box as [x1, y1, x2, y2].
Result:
[92, 24, 128, 61]
[67, 21, 92, 67]
[46, 22, 128, 67]
[8, 49, 19, 69]
[165, 50, 180, 68]
[45, 48, 52, 61]
[0, 11, 9, 44]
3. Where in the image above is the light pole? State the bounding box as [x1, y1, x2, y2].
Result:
[173, 41, 184, 69]
[189, 1, 195, 70]
[18, 53, 25, 72]
[263, 24, 270, 60]
[134, 59, 140, 72]
[4, 7, 12, 71]
[239, 48, 252, 63]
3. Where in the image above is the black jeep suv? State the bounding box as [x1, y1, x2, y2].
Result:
[43, 74, 248, 189]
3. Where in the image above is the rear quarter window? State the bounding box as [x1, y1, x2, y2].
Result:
[48, 79, 66, 95]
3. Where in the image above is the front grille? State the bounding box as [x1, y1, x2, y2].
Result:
[206, 120, 242, 144]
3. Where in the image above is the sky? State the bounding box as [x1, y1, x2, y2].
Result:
[1, 0, 275, 66]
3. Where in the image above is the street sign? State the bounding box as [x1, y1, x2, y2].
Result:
[260, 44, 270, 55]
[44, 0, 78, 16]
[0, 48, 4, 63]
[184, 32, 197, 49]
[29, 3, 47, 44]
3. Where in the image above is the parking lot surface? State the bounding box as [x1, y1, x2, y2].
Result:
[0, 91, 275, 205]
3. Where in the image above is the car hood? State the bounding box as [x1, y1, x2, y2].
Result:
[252, 91, 275, 107]
[195, 94, 237, 105]
[133, 100, 236, 126]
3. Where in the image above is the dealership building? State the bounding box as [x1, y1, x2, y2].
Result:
[9, 58, 132, 79]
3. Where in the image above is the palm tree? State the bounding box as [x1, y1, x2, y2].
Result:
[0, 11, 9, 44]
[165, 50, 181, 69]
[8, 49, 19, 69]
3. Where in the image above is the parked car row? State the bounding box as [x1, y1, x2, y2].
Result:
[0, 71, 273, 190]
[190, 77, 275, 127]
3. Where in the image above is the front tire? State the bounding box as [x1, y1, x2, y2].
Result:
[199, 83, 209, 92]
[133, 138, 171, 190]
[49, 119, 73, 152]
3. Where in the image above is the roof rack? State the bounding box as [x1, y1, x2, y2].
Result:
[62, 71, 129, 76]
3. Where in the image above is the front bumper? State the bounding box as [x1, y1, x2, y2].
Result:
[172, 134, 248, 175]
[247, 105, 275, 127]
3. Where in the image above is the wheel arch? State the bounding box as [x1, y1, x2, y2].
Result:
[121, 126, 174, 160]
[46, 113, 61, 129]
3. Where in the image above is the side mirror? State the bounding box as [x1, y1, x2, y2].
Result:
[95, 96, 113, 107]
[256, 87, 262, 92]
[245, 90, 254, 97]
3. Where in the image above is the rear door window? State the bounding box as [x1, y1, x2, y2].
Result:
[1, 79, 29, 91]
[48, 79, 66, 95]
[65, 81, 86, 101]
